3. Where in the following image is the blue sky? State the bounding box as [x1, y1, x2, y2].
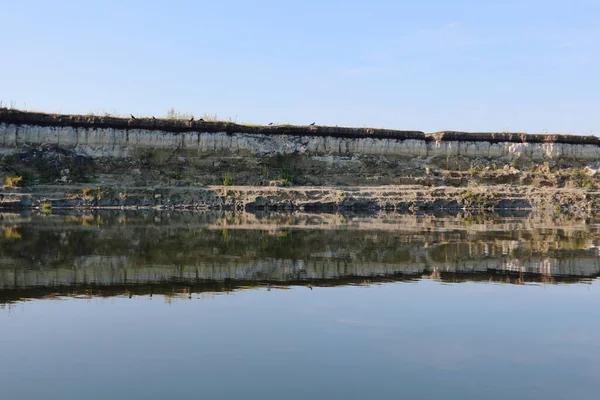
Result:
[1, 0, 599, 133]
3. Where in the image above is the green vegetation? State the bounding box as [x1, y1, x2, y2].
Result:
[555, 204, 562, 217]
[3, 176, 23, 187]
[279, 165, 296, 183]
[167, 171, 184, 180]
[82, 187, 94, 199]
[40, 202, 53, 213]
[468, 166, 481, 176]
[561, 168, 598, 189]
[273, 164, 301, 186]
[257, 163, 297, 186]
[221, 228, 231, 244]
[223, 171, 233, 186]
[2, 226, 21, 240]
[66, 187, 110, 201]
[460, 188, 498, 208]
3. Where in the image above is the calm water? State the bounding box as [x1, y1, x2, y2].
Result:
[1, 211, 600, 399]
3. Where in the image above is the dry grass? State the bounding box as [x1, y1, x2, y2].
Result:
[3, 176, 23, 187]
[165, 108, 238, 123]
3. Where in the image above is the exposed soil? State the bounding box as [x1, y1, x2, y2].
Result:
[2, 109, 600, 213]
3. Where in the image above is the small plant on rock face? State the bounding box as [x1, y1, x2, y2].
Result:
[167, 171, 183, 180]
[261, 165, 271, 181]
[82, 187, 94, 198]
[40, 202, 52, 213]
[223, 171, 232, 186]
[279, 165, 298, 184]
[554, 204, 562, 216]
[3, 176, 23, 187]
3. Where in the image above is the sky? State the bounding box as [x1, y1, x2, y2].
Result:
[1, 0, 599, 133]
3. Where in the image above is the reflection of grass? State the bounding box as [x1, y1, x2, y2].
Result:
[64, 214, 104, 227]
[40, 202, 52, 214]
[461, 214, 485, 226]
[3, 227, 21, 240]
[222, 228, 231, 244]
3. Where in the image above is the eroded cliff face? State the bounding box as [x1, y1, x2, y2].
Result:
[1, 110, 600, 210]
[3, 122, 600, 162]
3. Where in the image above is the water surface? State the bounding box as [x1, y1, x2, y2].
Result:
[1, 211, 599, 399]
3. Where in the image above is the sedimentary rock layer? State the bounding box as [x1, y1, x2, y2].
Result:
[2, 110, 600, 210]
[2, 109, 600, 160]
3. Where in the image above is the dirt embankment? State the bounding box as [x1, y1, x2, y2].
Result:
[2, 109, 600, 212]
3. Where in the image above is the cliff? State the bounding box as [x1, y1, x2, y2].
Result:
[1, 109, 600, 211]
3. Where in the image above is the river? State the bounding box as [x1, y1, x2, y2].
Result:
[1, 211, 599, 399]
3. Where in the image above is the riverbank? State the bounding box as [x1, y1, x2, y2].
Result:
[2, 109, 600, 212]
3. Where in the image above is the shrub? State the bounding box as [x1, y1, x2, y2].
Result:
[82, 187, 94, 198]
[223, 171, 232, 186]
[3, 176, 23, 187]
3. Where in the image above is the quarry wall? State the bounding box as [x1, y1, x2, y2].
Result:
[2, 109, 600, 163]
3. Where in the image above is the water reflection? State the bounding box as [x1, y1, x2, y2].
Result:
[1, 211, 599, 304]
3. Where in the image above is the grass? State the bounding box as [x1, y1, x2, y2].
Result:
[166, 107, 195, 121]
[460, 188, 498, 208]
[3, 176, 23, 187]
[468, 166, 481, 176]
[561, 167, 598, 189]
[278, 165, 298, 185]
[86, 109, 123, 118]
[222, 171, 233, 186]
[0, 100, 19, 110]
[66, 187, 110, 201]
[82, 187, 94, 199]
[167, 171, 184, 180]
[165, 108, 238, 123]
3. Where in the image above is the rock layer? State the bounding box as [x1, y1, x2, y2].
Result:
[2, 109, 600, 210]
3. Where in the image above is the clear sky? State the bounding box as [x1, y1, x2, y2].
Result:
[1, 0, 599, 133]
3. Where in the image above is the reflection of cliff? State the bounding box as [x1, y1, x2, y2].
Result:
[0, 212, 599, 303]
